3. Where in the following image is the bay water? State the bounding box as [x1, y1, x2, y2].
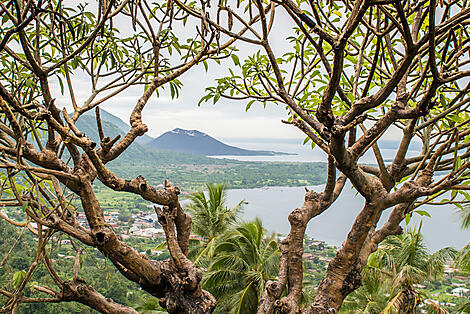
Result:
[226, 184, 470, 252]
[217, 140, 470, 252]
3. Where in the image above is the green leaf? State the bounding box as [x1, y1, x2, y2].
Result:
[100, 50, 108, 67]
[245, 100, 255, 111]
[1, 14, 9, 25]
[13, 270, 26, 288]
[84, 11, 95, 21]
[332, 10, 342, 18]
[170, 83, 175, 99]
[154, 241, 167, 250]
[22, 201, 29, 212]
[455, 156, 462, 171]
[414, 210, 431, 218]
[198, 94, 211, 106]
[231, 54, 240, 66]
[440, 93, 447, 108]
[404, 213, 411, 225]
[57, 76, 64, 95]
[213, 92, 221, 104]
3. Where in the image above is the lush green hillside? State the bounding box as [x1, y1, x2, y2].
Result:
[73, 111, 327, 191]
[82, 109, 154, 144]
[110, 160, 326, 191]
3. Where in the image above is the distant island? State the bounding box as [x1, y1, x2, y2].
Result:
[148, 128, 293, 156]
[76, 109, 327, 193]
[82, 110, 293, 156]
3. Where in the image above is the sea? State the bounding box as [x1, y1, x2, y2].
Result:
[214, 139, 470, 252]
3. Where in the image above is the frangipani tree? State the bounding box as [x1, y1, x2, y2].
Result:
[1, 0, 470, 313]
[192, 0, 470, 312]
[0, 0, 241, 312]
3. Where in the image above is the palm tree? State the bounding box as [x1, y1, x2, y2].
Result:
[456, 206, 470, 313]
[203, 218, 280, 313]
[133, 295, 168, 314]
[459, 205, 470, 230]
[343, 223, 455, 313]
[375, 223, 456, 313]
[185, 183, 243, 264]
[456, 237, 470, 275]
[340, 266, 391, 314]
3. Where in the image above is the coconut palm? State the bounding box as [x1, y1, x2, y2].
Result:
[185, 182, 244, 264]
[459, 204, 470, 230]
[457, 302, 470, 314]
[203, 218, 280, 313]
[456, 206, 470, 313]
[343, 223, 455, 313]
[340, 266, 391, 314]
[457, 205, 470, 273]
[374, 223, 456, 313]
[456, 237, 470, 275]
[133, 295, 168, 314]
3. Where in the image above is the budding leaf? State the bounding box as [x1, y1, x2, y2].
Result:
[13, 270, 26, 288]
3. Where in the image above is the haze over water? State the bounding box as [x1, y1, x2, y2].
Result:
[212, 139, 420, 163]
[219, 139, 470, 252]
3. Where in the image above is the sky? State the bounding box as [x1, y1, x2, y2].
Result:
[54, 61, 302, 140]
[52, 2, 406, 142]
[50, 3, 303, 140]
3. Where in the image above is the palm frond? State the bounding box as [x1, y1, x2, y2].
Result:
[204, 218, 280, 312]
[459, 204, 470, 230]
[457, 299, 470, 313]
[456, 243, 470, 273]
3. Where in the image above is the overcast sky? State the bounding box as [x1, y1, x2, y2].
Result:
[105, 67, 301, 140]
[52, 3, 406, 142]
[54, 62, 302, 140]
[49, 6, 308, 140]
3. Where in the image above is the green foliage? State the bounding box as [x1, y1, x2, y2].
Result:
[456, 243, 470, 274]
[457, 300, 470, 313]
[203, 218, 280, 313]
[343, 224, 457, 313]
[186, 183, 243, 240]
[12, 270, 26, 289]
[459, 205, 470, 230]
[133, 295, 168, 313]
[0, 1, 211, 104]
[0, 218, 156, 313]
[185, 183, 244, 264]
[341, 267, 391, 313]
[373, 224, 455, 286]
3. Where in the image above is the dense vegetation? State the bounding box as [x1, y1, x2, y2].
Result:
[1, 0, 470, 313]
[76, 112, 328, 191]
[0, 219, 147, 313]
[1, 185, 469, 313]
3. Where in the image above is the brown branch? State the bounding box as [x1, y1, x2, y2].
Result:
[46, 0, 117, 74]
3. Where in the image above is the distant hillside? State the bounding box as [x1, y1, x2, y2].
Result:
[147, 128, 291, 156]
[75, 116, 226, 165]
[75, 115, 151, 161]
[83, 109, 154, 144]
[71, 114, 326, 190]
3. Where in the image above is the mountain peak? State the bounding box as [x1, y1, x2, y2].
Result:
[148, 128, 288, 156]
[170, 128, 207, 137]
